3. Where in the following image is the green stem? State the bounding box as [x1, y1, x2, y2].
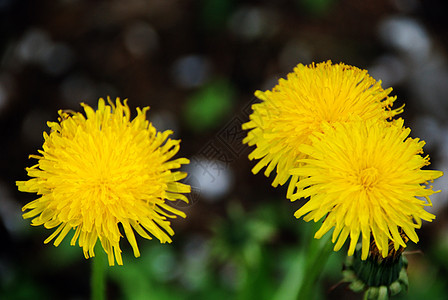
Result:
[91, 248, 107, 300]
[274, 221, 334, 300]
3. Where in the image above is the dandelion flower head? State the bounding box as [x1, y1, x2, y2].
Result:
[17, 97, 190, 266]
[242, 61, 403, 198]
[290, 119, 443, 260]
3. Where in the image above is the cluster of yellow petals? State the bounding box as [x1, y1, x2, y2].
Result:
[17, 97, 190, 265]
[243, 61, 403, 198]
[290, 119, 443, 259]
[243, 60, 443, 259]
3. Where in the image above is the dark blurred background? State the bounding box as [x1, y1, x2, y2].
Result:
[1, 0, 448, 299]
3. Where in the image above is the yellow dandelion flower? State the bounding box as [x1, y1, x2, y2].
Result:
[242, 61, 403, 198]
[17, 97, 190, 266]
[290, 119, 443, 260]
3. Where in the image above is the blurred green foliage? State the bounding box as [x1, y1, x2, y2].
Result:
[200, 0, 236, 32]
[184, 79, 236, 133]
[297, 0, 336, 16]
[100, 201, 346, 300]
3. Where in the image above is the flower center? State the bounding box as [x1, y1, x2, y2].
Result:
[359, 167, 379, 190]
